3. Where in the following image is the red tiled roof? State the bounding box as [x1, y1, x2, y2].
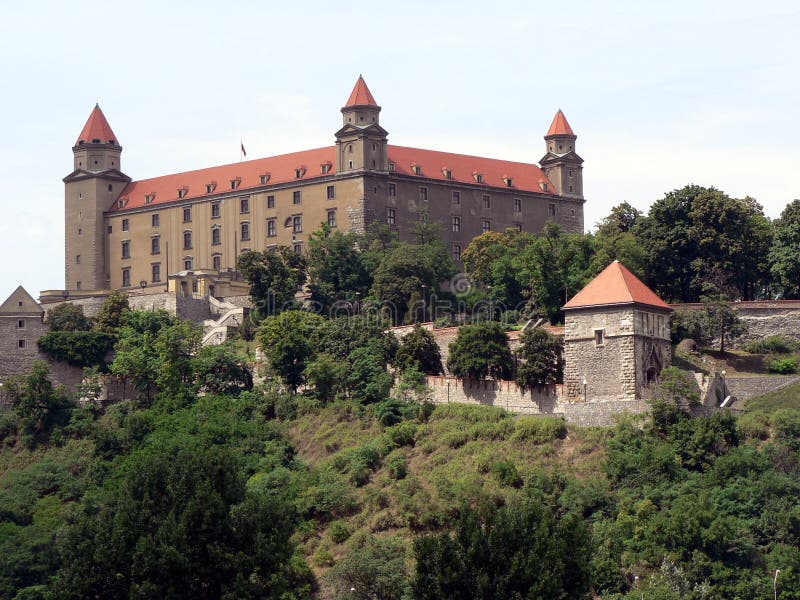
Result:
[111, 145, 557, 212]
[75, 104, 118, 146]
[546, 109, 574, 137]
[564, 260, 671, 311]
[345, 75, 378, 107]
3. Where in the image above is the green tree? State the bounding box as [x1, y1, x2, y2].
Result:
[37, 330, 116, 367]
[592, 202, 647, 276]
[6, 362, 72, 440]
[701, 297, 747, 352]
[95, 289, 130, 333]
[395, 324, 443, 375]
[307, 224, 371, 315]
[327, 535, 410, 600]
[304, 353, 346, 403]
[192, 343, 253, 395]
[312, 314, 398, 365]
[45, 303, 93, 332]
[515, 327, 564, 390]
[346, 345, 393, 404]
[258, 310, 324, 392]
[447, 322, 513, 380]
[238, 247, 307, 318]
[769, 199, 800, 299]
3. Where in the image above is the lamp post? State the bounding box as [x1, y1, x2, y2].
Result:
[774, 568, 781, 600]
[139, 280, 147, 294]
[420, 284, 427, 323]
[354, 291, 361, 316]
[582, 376, 587, 402]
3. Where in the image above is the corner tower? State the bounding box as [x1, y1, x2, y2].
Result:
[335, 76, 388, 173]
[539, 110, 583, 199]
[63, 105, 130, 292]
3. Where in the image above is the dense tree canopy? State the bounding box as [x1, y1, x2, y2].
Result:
[238, 247, 307, 318]
[395, 324, 443, 375]
[515, 327, 564, 389]
[447, 322, 514, 380]
[769, 199, 800, 299]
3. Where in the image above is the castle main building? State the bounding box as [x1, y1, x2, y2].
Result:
[61, 76, 584, 296]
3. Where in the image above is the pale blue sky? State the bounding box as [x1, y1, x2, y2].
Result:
[1, 0, 798, 301]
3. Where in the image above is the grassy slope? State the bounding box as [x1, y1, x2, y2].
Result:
[745, 381, 800, 412]
[286, 402, 612, 590]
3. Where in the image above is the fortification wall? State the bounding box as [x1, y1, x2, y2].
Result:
[673, 301, 800, 347]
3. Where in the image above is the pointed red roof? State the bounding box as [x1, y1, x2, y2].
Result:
[546, 109, 574, 137]
[564, 261, 671, 311]
[345, 75, 378, 107]
[75, 104, 118, 146]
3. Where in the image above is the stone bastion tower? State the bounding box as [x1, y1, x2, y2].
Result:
[563, 261, 672, 402]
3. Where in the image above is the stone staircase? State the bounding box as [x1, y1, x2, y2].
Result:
[201, 297, 248, 346]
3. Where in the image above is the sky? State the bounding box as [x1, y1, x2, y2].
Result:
[0, 0, 798, 301]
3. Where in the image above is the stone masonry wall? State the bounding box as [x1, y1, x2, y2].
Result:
[672, 301, 800, 347]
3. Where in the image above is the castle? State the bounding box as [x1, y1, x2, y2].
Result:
[50, 76, 584, 299]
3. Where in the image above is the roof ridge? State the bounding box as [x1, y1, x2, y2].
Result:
[564, 261, 670, 311]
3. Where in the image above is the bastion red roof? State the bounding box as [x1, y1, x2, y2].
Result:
[345, 75, 378, 107]
[564, 260, 671, 311]
[75, 104, 118, 146]
[546, 109, 574, 137]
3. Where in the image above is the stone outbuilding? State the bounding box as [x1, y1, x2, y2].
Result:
[0, 286, 47, 384]
[563, 261, 672, 402]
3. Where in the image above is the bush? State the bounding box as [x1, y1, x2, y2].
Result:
[387, 453, 408, 480]
[772, 409, 800, 451]
[769, 357, 798, 374]
[442, 430, 470, 449]
[328, 520, 352, 544]
[511, 416, 567, 444]
[737, 411, 771, 440]
[744, 336, 797, 354]
[386, 421, 418, 448]
[0, 412, 17, 443]
[37, 331, 116, 367]
[490, 460, 523, 488]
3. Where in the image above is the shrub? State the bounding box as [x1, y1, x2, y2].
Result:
[37, 331, 116, 367]
[442, 430, 469, 449]
[386, 422, 417, 448]
[772, 409, 800, 451]
[769, 357, 798, 374]
[430, 403, 508, 424]
[374, 398, 415, 427]
[490, 460, 523, 488]
[387, 453, 408, 480]
[328, 520, 352, 544]
[744, 336, 797, 354]
[511, 416, 567, 444]
[0, 412, 17, 443]
[312, 548, 335, 568]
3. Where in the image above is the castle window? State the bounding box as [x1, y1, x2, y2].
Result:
[348, 161, 353, 169]
[240, 197, 250, 213]
[386, 208, 396, 225]
[452, 243, 462, 261]
[152, 264, 161, 283]
[108, 184, 113, 192]
[183, 207, 192, 222]
[152, 214, 160, 227]
[18, 339, 26, 349]
[241, 222, 250, 241]
[558, 144, 563, 151]
[213, 254, 221, 271]
[388, 183, 396, 197]
[145, 192, 155, 203]
[388, 162, 395, 172]
[419, 187, 428, 201]
[76, 255, 81, 264]
[513, 198, 521, 212]
[267, 219, 276, 237]
[413, 165, 422, 175]
[372, 143, 376, 152]
[452, 191, 460, 205]
[212, 226, 221, 245]
[292, 215, 302, 233]
[482, 194, 491, 209]
[348, 144, 353, 153]
[151, 236, 160, 254]
[568, 169, 573, 177]
[372, 159, 376, 168]
[107, 225, 112, 234]
[267, 195, 275, 208]
[206, 183, 216, 194]
[192, 280, 198, 292]
[295, 168, 306, 179]
[548, 203, 557, 216]
[541, 182, 549, 192]
[321, 163, 331, 174]
[260, 173, 271, 184]
[122, 219, 129, 231]
[211, 203, 221, 218]
[514, 223, 522, 232]
[293, 190, 302, 205]
[122, 268, 131, 287]
[452, 216, 461, 232]
[121, 241, 130, 259]
[473, 172, 484, 183]
[327, 209, 337, 228]
[230, 178, 241, 190]
[327, 185, 335, 199]
[504, 177, 513, 187]
[444, 169, 453, 180]
[482, 219, 491, 233]
[183, 231, 192, 249]
[293, 243, 303, 254]
[76, 282, 81, 290]
[570, 209, 575, 217]
[184, 257, 193, 270]
[78, 228, 82, 235]
[568, 185, 573, 193]
[177, 188, 188, 199]
[17, 319, 25, 329]
[594, 329, 605, 347]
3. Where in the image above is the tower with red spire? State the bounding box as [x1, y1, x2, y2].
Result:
[63, 104, 130, 291]
[335, 75, 388, 174]
[539, 109, 583, 201]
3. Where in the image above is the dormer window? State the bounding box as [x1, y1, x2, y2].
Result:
[443, 168, 453, 180]
[295, 167, 306, 179]
[412, 164, 422, 176]
[118, 198, 128, 209]
[321, 162, 332, 174]
[541, 182, 550, 193]
[388, 162, 395, 172]
[503, 176, 513, 188]
[473, 172, 483, 183]
[230, 178, 241, 190]
[206, 182, 217, 194]
[145, 193, 156, 204]
[259, 173, 271, 184]
[177, 188, 188, 199]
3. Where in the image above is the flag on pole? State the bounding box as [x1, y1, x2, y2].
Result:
[240, 140, 247, 159]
